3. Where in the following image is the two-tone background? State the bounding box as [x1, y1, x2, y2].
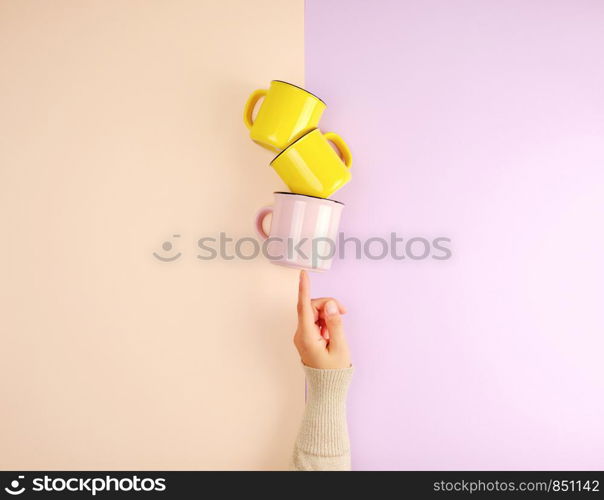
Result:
[1, 0, 603, 470]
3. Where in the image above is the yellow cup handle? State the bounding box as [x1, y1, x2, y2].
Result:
[243, 89, 267, 130]
[324, 132, 352, 168]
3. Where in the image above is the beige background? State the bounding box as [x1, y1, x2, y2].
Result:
[0, 0, 304, 470]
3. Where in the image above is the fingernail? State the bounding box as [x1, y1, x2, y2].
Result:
[325, 300, 338, 316]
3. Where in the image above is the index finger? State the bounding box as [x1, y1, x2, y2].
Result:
[297, 270, 313, 323]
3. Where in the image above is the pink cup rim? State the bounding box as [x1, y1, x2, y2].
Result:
[273, 191, 344, 206]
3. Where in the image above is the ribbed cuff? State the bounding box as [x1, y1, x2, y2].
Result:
[296, 365, 354, 457]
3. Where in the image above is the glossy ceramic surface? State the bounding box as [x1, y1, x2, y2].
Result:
[254, 192, 344, 271]
[270, 128, 352, 198]
[243, 80, 326, 152]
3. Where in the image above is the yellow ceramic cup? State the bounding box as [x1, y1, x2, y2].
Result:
[243, 80, 326, 152]
[270, 129, 352, 199]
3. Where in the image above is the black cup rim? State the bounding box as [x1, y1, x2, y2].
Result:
[270, 128, 317, 165]
[272, 80, 326, 106]
[274, 191, 344, 206]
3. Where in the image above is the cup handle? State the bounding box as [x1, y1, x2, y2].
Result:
[324, 132, 353, 168]
[243, 89, 268, 130]
[254, 206, 273, 240]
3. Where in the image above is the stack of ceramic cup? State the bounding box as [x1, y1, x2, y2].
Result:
[243, 80, 352, 272]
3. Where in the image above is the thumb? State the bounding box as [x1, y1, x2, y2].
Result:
[324, 300, 345, 347]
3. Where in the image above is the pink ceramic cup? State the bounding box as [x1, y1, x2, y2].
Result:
[254, 192, 344, 272]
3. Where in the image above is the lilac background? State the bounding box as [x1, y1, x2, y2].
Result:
[306, 0, 604, 469]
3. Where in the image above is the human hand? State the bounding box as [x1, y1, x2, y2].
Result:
[293, 270, 351, 369]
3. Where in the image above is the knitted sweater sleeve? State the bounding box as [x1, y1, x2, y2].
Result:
[292, 365, 353, 471]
